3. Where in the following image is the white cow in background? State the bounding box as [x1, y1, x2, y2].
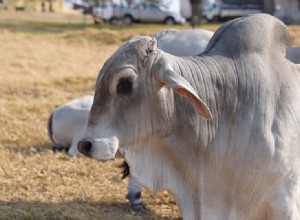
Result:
[287, 47, 300, 64]
[153, 29, 214, 56]
[48, 95, 93, 156]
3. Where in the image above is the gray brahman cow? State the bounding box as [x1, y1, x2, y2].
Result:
[48, 95, 93, 156]
[78, 14, 300, 219]
[47, 95, 143, 210]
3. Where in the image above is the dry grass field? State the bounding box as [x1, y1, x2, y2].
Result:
[0, 11, 299, 220]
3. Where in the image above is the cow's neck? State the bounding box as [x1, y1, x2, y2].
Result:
[166, 54, 277, 218]
[124, 138, 271, 220]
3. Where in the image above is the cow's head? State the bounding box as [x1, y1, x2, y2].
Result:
[78, 36, 211, 161]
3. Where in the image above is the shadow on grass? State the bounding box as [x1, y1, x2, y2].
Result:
[7, 143, 56, 156]
[0, 200, 181, 220]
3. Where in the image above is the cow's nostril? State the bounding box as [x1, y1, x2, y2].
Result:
[78, 140, 92, 155]
[83, 141, 92, 153]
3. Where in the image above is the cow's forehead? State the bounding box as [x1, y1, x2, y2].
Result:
[121, 36, 157, 61]
[99, 36, 157, 79]
[127, 36, 155, 49]
[115, 36, 155, 59]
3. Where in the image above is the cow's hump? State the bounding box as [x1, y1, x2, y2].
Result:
[206, 14, 289, 58]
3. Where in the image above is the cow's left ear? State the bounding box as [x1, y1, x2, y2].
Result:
[157, 69, 212, 120]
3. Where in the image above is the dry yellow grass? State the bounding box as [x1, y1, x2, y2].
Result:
[0, 11, 184, 220]
[0, 11, 299, 220]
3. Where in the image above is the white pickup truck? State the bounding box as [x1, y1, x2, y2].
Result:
[92, 2, 127, 25]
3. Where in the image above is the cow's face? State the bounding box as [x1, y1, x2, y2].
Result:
[78, 36, 211, 161]
[78, 37, 160, 160]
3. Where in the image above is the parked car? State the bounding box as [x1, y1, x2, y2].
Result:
[93, 2, 185, 25]
[203, 0, 263, 22]
[92, 2, 127, 24]
[122, 3, 185, 25]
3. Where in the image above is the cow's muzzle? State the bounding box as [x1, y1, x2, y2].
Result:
[77, 140, 92, 156]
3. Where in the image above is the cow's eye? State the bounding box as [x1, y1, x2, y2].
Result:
[117, 78, 132, 95]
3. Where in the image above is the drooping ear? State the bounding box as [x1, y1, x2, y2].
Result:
[157, 68, 213, 120]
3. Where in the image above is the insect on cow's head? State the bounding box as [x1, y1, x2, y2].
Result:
[78, 36, 212, 161]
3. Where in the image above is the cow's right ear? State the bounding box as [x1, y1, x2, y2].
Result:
[156, 68, 212, 120]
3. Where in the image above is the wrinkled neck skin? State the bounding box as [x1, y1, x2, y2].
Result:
[123, 48, 300, 219]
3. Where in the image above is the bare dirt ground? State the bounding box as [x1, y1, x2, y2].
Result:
[0, 11, 299, 220]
